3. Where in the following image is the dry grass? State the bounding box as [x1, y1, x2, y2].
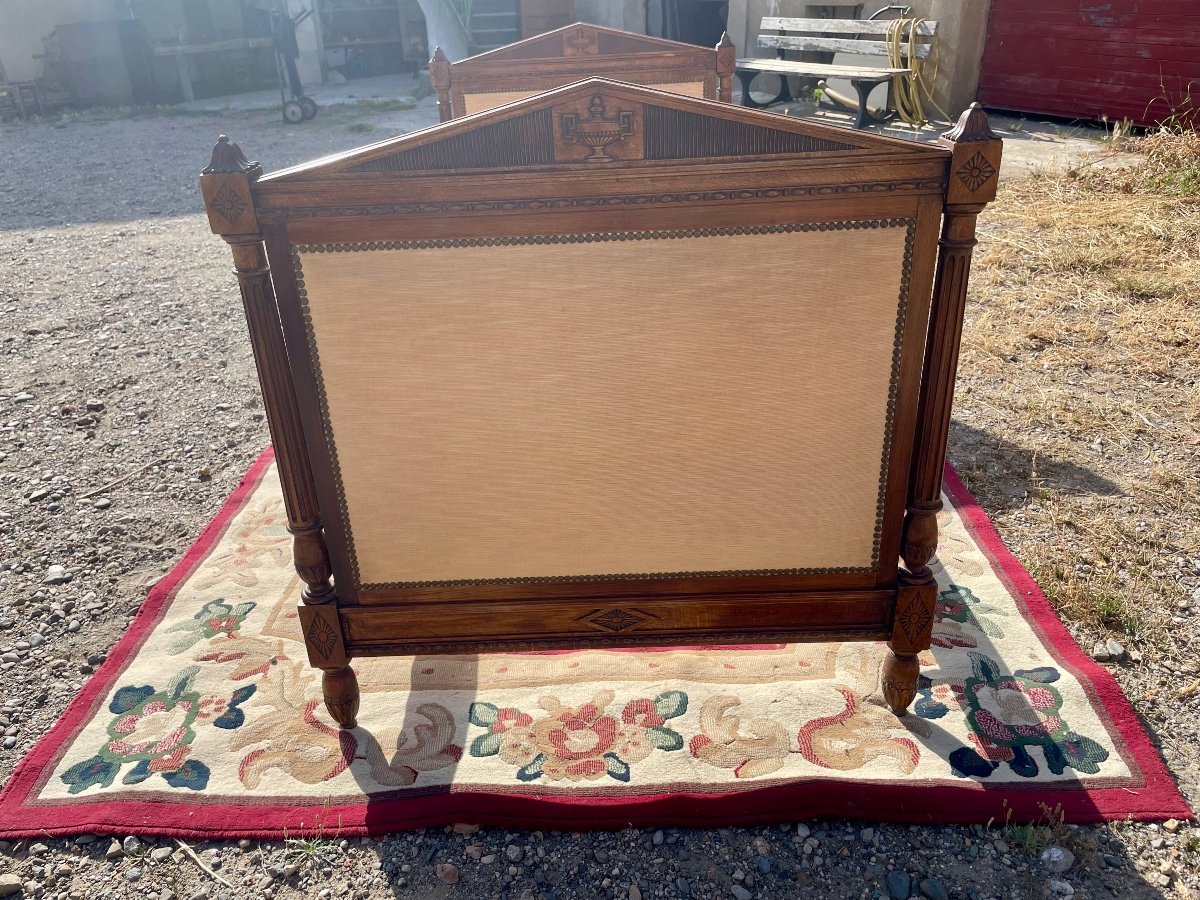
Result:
[1121, 128, 1200, 196]
[952, 135, 1200, 661]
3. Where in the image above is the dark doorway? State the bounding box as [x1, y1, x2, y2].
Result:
[660, 0, 727, 47]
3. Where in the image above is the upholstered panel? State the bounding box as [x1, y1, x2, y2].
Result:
[293, 221, 912, 588]
[461, 90, 540, 115]
[461, 80, 707, 115]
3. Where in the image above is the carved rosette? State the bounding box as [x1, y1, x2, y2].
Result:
[882, 583, 937, 715]
[305, 616, 339, 660]
[199, 135, 262, 236]
[939, 102, 1002, 207]
[889, 585, 936, 655]
[577, 607, 656, 633]
[298, 602, 349, 668]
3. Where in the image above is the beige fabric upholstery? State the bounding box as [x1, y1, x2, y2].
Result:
[297, 225, 908, 585]
[461, 80, 707, 115]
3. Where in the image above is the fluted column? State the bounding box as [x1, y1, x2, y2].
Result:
[900, 205, 983, 581]
[885, 104, 1002, 715]
[200, 136, 358, 729]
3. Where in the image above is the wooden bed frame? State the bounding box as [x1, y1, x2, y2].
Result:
[200, 80, 1000, 730]
[429, 22, 736, 121]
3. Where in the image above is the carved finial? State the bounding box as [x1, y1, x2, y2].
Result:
[202, 135, 259, 175]
[941, 102, 1000, 144]
[429, 45, 451, 101]
[941, 101, 1002, 205]
[715, 30, 736, 96]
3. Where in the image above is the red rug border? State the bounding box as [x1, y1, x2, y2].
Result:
[938, 465, 1189, 822]
[0, 453, 1190, 839]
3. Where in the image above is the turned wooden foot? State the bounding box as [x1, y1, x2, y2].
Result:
[322, 665, 360, 729]
[881, 648, 920, 716]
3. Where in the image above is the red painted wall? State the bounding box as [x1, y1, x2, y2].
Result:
[978, 0, 1200, 127]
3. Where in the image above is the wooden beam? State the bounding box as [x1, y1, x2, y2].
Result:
[758, 34, 932, 59]
[761, 17, 938, 36]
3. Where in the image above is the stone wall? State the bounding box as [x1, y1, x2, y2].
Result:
[0, 0, 124, 83]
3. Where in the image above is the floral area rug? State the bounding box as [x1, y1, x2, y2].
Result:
[0, 450, 1188, 838]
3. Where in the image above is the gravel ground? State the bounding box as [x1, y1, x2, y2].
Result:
[0, 99, 1195, 900]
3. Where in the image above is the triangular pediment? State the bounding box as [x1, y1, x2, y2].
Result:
[456, 23, 714, 65]
[263, 79, 945, 182]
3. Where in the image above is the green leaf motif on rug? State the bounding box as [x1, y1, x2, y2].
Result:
[604, 752, 631, 782]
[653, 690, 688, 721]
[470, 731, 503, 758]
[467, 690, 687, 783]
[467, 702, 500, 727]
[932, 584, 1009, 649]
[646, 726, 684, 751]
[517, 754, 548, 782]
[165, 598, 257, 654]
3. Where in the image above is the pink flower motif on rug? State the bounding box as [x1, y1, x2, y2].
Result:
[58, 666, 255, 795]
[166, 598, 256, 653]
[916, 651, 1110, 779]
[469, 690, 687, 782]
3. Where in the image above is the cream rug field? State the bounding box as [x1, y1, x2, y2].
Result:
[0, 450, 1187, 837]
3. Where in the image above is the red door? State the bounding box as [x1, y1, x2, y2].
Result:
[978, 0, 1200, 127]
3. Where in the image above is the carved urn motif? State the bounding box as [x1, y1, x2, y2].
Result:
[563, 25, 597, 56]
[561, 95, 635, 163]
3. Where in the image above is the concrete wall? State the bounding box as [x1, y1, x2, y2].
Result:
[724, 0, 992, 117]
[0, 0, 124, 83]
[288, 0, 324, 86]
[414, 0, 471, 63]
[574, 0, 646, 33]
[0, 0, 324, 95]
[922, 0, 991, 117]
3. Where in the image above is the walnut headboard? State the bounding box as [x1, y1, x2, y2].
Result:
[429, 23, 736, 122]
[200, 79, 1001, 725]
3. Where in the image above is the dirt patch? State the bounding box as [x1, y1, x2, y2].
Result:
[953, 144, 1200, 809]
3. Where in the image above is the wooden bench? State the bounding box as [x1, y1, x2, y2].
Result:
[735, 16, 937, 128]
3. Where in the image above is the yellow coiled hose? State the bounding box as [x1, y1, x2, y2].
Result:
[884, 17, 950, 127]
